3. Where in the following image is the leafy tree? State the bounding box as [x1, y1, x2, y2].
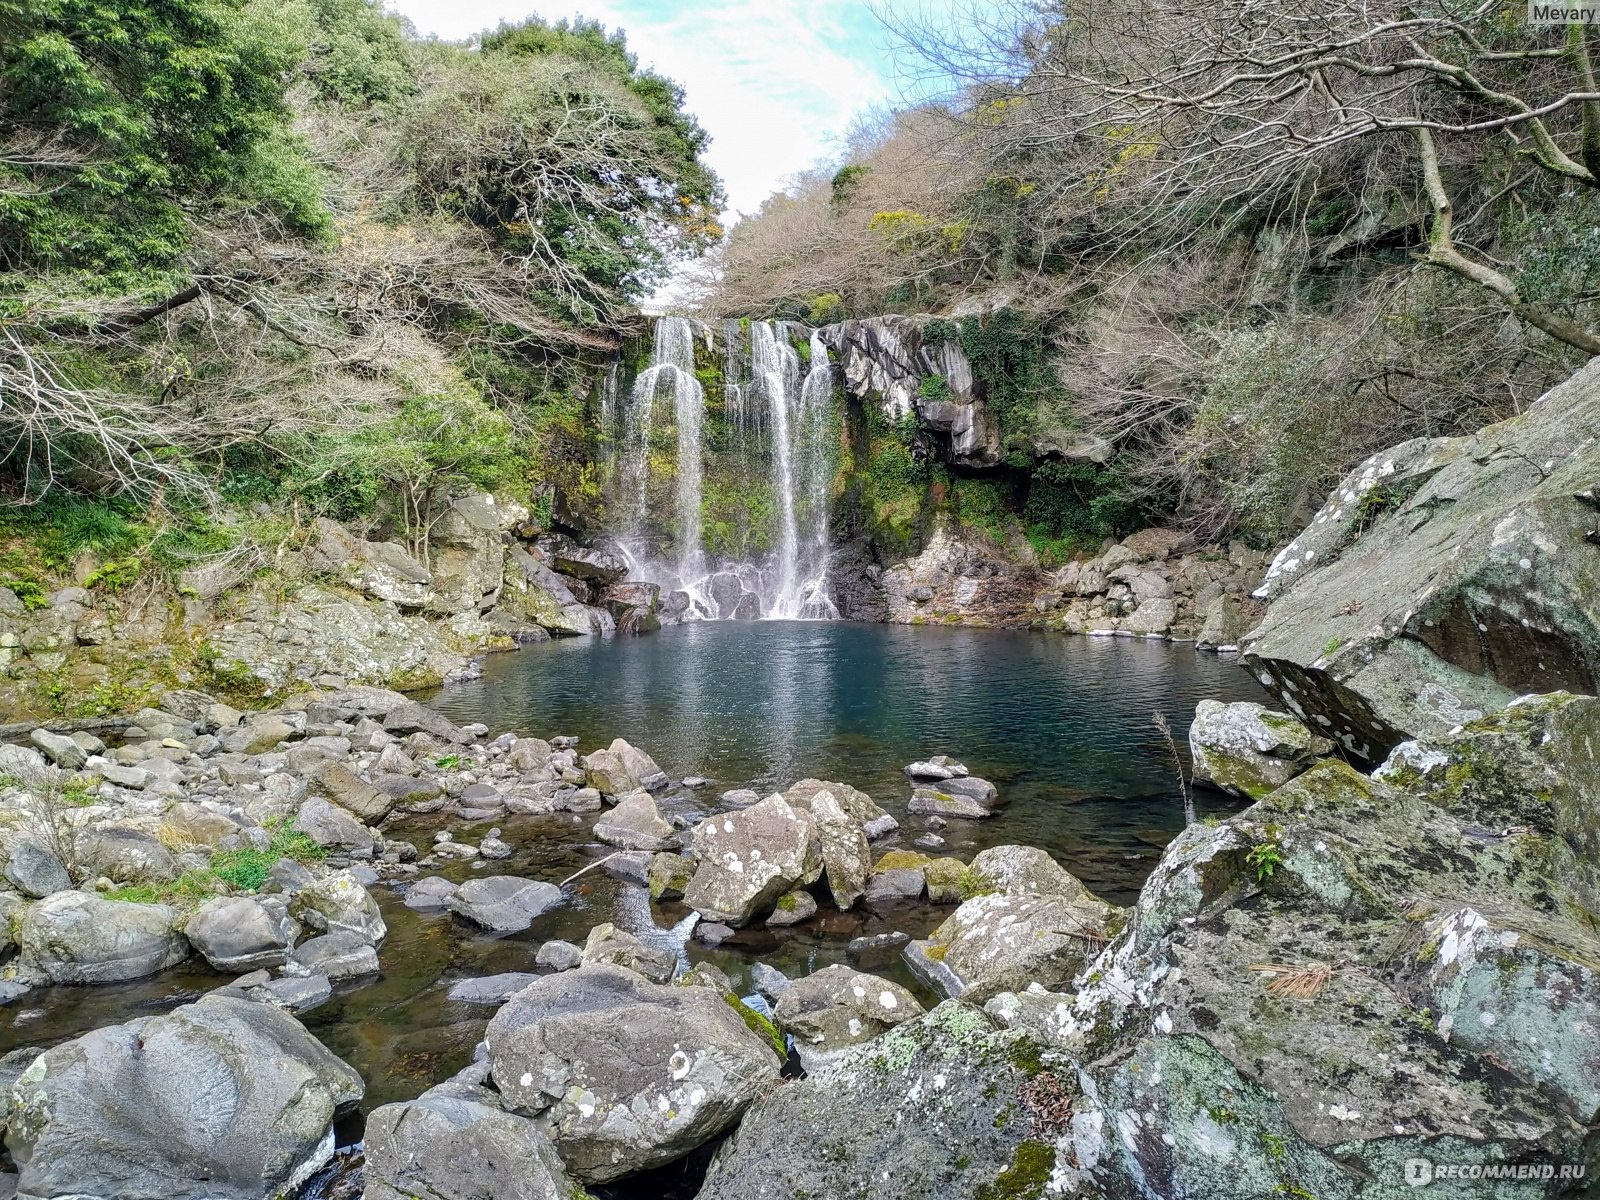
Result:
[0, 0, 326, 289]
[404, 18, 723, 326]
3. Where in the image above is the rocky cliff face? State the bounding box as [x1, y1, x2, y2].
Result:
[0, 494, 663, 718]
[822, 316, 1002, 468]
[1242, 358, 1600, 758]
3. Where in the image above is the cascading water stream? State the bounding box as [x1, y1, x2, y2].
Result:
[612, 315, 837, 621]
[623, 316, 704, 569]
[750, 321, 801, 613]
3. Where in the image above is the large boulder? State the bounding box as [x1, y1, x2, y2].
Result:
[5, 840, 70, 899]
[1187, 699, 1332, 799]
[698, 1002, 1061, 1200]
[964, 844, 1085, 898]
[19, 891, 189, 984]
[447, 876, 563, 932]
[362, 1087, 580, 1200]
[184, 896, 299, 972]
[771, 964, 924, 1071]
[994, 697, 1600, 1199]
[592, 791, 675, 852]
[681, 796, 822, 926]
[291, 798, 375, 856]
[905, 885, 1118, 1002]
[580, 922, 676, 983]
[4, 995, 362, 1200]
[782, 777, 891, 829]
[79, 828, 178, 885]
[484, 964, 782, 1182]
[809, 790, 871, 910]
[1242, 358, 1600, 755]
[287, 870, 387, 945]
[580, 749, 640, 798]
[606, 738, 667, 791]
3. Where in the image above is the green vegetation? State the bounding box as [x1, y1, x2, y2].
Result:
[0, 1, 720, 598]
[1247, 842, 1285, 884]
[975, 1140, 1056, 1200]
[209, 819, 326, 890]
[725, 993, 787, 1057]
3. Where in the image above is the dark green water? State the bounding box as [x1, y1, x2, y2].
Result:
[433, 621, 1269, 900]
[1, 623, 1266, 1180]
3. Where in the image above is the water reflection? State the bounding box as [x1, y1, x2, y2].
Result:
[432, 622, 1269, 900]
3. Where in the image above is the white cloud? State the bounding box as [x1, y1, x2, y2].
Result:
[385, 0, 905, 216]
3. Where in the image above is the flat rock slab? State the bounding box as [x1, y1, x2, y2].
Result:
[447, 972, 540, 1005]
[447, 876, 563, 932]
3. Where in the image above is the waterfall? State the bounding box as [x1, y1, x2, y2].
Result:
[751, 321, 801, 612]
[610, 315, 837, 622]
[623, 316, 703, 566]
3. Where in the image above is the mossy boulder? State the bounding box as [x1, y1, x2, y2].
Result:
[1243, 358, 1600, 755]
[1188, 699, 1332, 799]
[698, 1001, 1070, 1200]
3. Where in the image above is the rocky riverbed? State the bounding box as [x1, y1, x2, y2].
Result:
[0, 665, 1595, 1198]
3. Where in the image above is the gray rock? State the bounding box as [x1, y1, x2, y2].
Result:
[27, 728, 86, 769]
[580, 748, 640, 797]
[535, 939, 582, 972]
[749, 962, 792, 1002]
[809, 789, 871, 910]
[311, 761, 393, 824]
[484, 964, 782, 1182]
[362, 1090, 580, 1200]
[5, 841, 69, 899]
[447, 973, 540, 1005]
[287, 870, 387, 945]
[693, 921, 736, 947]
[863, 868, 924, 902]
[906, 786, 993, 820]
[697, 1000, 1056, 1200]
[5, 995, 361, 1200]
[966, 844, 1089, 899]
[217, 971, 333, 1013]
[782, 777, 891, 827]
[906, 885, 1116, 1002]
[1243, 361, 1600, 753]
[764, 889, 817, 927]
[19, 891, 189, 983]
[1195, 592, 1247, 650]
[382, 702, 469, 744]
[1188, 699, 1333, 799]
[292, 798, 375, 856]
[861, 813, 901, 840]
[282, 931, 379, 981]
[772, 964, 925, 1071]
[79, 828, 177, 885]
[682, 796, 821, 926]
[581, 922, 676, 983]
[646, 851, 695, 900]
[403, 875, 458, 909]
[184, 896, 299, 972]
[904, 756, 967, 781]
[447, 876, 563, 932]
[592, 791, 675, 851]
[606, 737, 668, 791]
[601, 850, 651, 885]
[719, 788, 761, 807]
[846, 930, 910, 969]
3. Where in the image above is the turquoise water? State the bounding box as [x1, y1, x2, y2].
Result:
[432, 621, 1270, 903]
[0, 623, 1268, 1192]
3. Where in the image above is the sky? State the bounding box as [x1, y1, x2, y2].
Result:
[385, 0, 939, 220]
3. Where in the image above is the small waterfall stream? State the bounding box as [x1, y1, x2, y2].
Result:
[612, 316, 838, 621]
